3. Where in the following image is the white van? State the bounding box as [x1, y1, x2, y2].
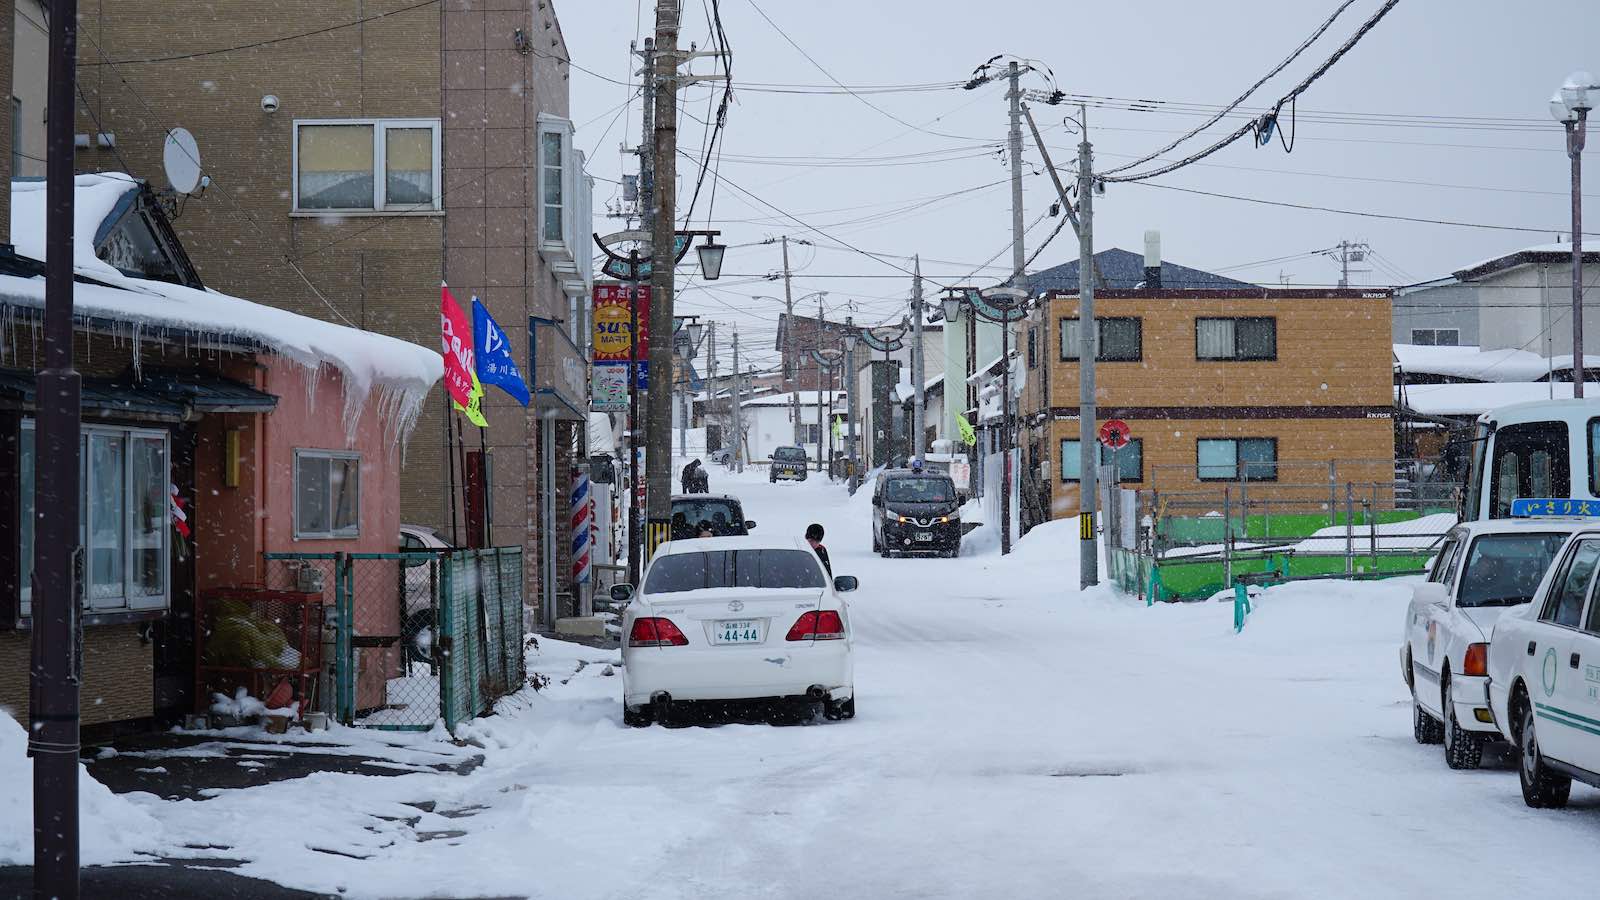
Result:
[1462, 399, 1600, 521]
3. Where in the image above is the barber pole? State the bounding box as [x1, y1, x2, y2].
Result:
[571, 472, 592, 585]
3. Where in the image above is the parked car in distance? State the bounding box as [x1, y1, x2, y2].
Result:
[671, 494, 756, 540]
[1401, 518, 1576, 769]
[400, 524, 450, 664]
[617, 536, 858, 726]
[769, 446, 808, 483]
[1486, 523, 1600, 808]
[871, 467, 961, 558]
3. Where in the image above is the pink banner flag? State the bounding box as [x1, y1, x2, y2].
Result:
[440, 283, 475, 409]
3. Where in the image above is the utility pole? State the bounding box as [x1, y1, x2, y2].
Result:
[782, 235, 799, 445]
[732, 326, 743, 472]
[627, 253, 643, 586]
[645, 0, 681, 557]
[35, 0, 83, 895]
[1571, 117, 1587, 396]
[911, 255, 927, 466]
[1329, 240, 1370, 289]
[1001, 60, 1027, 556]
[816, 295, 827, 472]
[846, 317, 860, 493]
[1076, 104, 1099, 589]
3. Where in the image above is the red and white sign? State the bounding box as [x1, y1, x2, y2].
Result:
[1098, 419, 1131, 450]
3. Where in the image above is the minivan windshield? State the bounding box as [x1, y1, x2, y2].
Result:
[1456, 532, 1567, 607]
[773, 447, 806, 462]
[643, 549, 826, 594]
[885, 476, 955, 504]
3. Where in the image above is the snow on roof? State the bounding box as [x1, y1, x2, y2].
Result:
[742, 390, 845, 408]
[7, 174, 443, 440]
[1392, 344, 1551, 382]
[1454, 242, 1600, 281]
[1399, 381, 1576, 416]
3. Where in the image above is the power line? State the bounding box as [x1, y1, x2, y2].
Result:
[1104, 0, 1403, 184]
[1125, 180, 1600, 237]
[1100, 0, 1357, 176]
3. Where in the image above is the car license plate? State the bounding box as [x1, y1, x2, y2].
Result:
[713, 620, 763, 644]
[915, 531, 934, 542]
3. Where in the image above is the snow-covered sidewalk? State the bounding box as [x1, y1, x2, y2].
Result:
[5, 469, 1598, 898]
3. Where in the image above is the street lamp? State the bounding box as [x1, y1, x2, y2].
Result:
[981, 286, 1028, 556]
[696, 236, 726, 281]
[1551, 70, 1598, 394]
[941, 292, 965, 324]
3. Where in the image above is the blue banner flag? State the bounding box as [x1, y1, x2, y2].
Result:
[472, 298, 530, 406]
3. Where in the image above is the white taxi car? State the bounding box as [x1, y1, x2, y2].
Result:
[1487, 526, 1600, 807]
[1402, 519, 1575, 769]
[617, 535, 857, 726]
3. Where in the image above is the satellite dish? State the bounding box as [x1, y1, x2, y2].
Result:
[162, 127, 202, 194]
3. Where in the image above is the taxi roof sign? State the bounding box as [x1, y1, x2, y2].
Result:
[1509, 498, 1600, 517]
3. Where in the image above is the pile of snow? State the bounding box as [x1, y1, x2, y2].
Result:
[209, 687, 298, 720]
[7, 174, 443, 441]
[0, 710, 160, 865]
[1290, 512, 1456, 554]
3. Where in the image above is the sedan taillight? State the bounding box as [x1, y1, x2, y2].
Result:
[629, 617, 689, 647]
[786, 610, 846, 641]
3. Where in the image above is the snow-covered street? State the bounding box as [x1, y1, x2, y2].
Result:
[10, 466, 1600, 899]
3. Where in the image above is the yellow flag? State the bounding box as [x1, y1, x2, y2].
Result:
[453, 371, 489, 427]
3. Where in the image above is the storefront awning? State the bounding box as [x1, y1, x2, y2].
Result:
[0, 368, 277, 421]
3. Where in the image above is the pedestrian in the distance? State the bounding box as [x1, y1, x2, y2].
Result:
[805, 523, 831, 576]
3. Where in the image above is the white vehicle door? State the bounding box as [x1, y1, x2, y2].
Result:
[1526, 537, 1600, 765]
[1556, 582, 1600, 773]
[1412, 535, 1462, 709]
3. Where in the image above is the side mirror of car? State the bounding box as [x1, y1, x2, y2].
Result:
[610, 584, 635, 604]
[871, 495, 882, 507]
[744, 520, 757, 530]
[833, 575, 858, 593]
[1411, 581, 1449, 609]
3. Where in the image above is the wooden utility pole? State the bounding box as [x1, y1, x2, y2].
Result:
[645, 0, 681, 557]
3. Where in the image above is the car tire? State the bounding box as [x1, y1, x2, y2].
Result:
[1518, 701, 1571, 808]
[770, 473, 777, 483]
[403, 609, 435, 667]
[623, 705, 653, 728]
[1412, 684, 1444, 745]
[824, 696, 855, 721]
[1442, 674, 1483, 770]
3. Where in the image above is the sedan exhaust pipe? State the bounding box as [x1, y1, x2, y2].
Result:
[806, 685, 827, 702]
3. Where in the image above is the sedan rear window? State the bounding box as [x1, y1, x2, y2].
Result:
[1455, 533, 1567, 608]
[885, 477, 954, 504]
[670, 499, 744, 538]
[644, 549, 826, 594]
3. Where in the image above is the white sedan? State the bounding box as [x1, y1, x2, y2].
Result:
[1402, 519, 1576, 768]
[1487, 526, 1600, 807]
[617, 536, 857, 726]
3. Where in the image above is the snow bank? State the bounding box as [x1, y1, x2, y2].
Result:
[6, 173, 443, 441]
[0, 710, 161, 866]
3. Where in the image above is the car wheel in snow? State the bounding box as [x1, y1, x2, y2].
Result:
[824, 696, 855, 720]
[1519, 702, 1571, 808]
[1412, 689, 1443, 745]
[403, 610, 436, 667]
[623, 705, 653, 728]
[1442, 676, 1483, 770]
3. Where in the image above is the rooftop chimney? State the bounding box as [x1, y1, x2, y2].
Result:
[1143, 230, 1162, 290]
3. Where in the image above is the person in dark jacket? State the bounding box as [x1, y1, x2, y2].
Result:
[805, 523, 831, 576]
[681, 459, 708, 494]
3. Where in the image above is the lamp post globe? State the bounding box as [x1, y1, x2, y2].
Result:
[1562, 71, 1596, 114]
[1552, 91, 1579, 123]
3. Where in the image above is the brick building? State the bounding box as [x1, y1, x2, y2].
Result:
[66, 0, 592, 622]
[1017, 248, 1395, 520]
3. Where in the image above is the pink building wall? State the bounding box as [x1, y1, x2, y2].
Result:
[195, 359, 408, 714]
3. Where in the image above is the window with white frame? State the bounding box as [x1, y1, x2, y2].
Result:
[19, 421, 171, 617]
[294, 450, 361, 539]
[293, 119, 440, 213]
[537, 116, 576, 253]
[1411, 328, 1460, 347]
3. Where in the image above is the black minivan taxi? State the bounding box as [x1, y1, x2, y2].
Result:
[871, 468, 961, 557]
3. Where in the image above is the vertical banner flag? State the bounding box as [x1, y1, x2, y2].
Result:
[473, 297, 530, 406]
[440, 284, 487, 426]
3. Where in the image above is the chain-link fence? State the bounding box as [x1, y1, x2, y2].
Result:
[262, 548, 525, 734]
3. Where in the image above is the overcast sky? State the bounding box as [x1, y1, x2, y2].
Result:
[559, 0, 1598, 370]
